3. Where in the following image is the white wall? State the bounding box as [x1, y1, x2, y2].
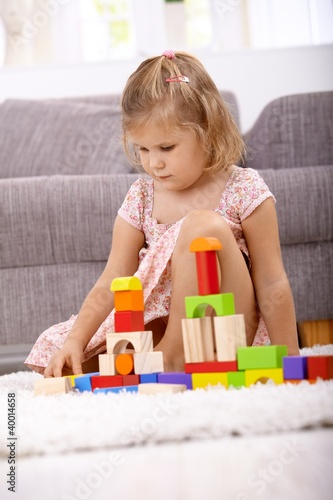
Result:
[0, 44, 332, 132]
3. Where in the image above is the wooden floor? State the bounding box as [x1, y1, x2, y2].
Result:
[298, 319, 333, 347]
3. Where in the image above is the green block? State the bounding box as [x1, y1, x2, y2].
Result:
[237, 346, 288, 370]
[185, 293, 235, 319]
[227, 371, 246, 388]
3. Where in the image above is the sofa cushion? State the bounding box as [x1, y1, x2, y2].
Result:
[0, 99, 134, 178]
[244, 92, 333, 170]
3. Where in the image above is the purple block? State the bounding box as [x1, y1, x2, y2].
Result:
[283, 356, 308, 380]
[157, 372, 192, 390]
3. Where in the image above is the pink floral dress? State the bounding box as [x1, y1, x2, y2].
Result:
[25, 167, 274, 374]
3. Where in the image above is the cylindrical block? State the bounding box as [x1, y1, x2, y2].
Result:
[195, 251, 219, 295]
[115, 353, 134, 375]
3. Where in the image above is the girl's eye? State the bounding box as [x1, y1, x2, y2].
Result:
[138, 147, 148, 152]
[161, 145, 175, 151]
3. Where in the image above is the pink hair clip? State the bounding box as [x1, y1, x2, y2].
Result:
[165, 75, 189, 83]
[162, 49, 176, 59]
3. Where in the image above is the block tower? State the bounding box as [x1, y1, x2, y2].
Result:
[181, 237, 248, 388]
[98, 276, 164, 378]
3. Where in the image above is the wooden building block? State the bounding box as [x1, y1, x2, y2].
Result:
[115, 353, 134, 375]
[237, 345, 288, 370]
[122, 374, 140, 386]
[110, 276, 142, 291]
[139, 373, 159, 383]
[114, 289, 144, 312]
[74, 372, 99, 392]
[134, 351, 164, 374]
[106, 331, 153, 355]
[185, 360, 237, 373]
[192, 372, 228, 390]
[94, 385, 139, 394]
[181, 316, 215, 363]
[214, 314, 247, 362]
[185, 293, 235, 319]
[64, 374, 83, 387]
[98, 353, 116, 375]
[245, 368, 284, 387]
[158, 372, 192, 390]
[34, 377, 72, 396]
[307, 355, 333, 380]
[283, 356, 308, 380]
[114, 310, 144, 332]
[138, 383, 187, 394]
[91, 375, 123, 391]
[227, 371, 246, 388]
[189, 237, 222, 253]
[194, 251, 220, 296]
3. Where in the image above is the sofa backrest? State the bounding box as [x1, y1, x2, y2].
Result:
[244, 91, 333, 170]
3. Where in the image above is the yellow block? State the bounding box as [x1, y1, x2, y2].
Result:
[111, 277, 142, 292]
[192, 372, 228, 390]
[245, 368, 284, 387]
[189, 237, 222, 252]
[64, 374, 84, 387]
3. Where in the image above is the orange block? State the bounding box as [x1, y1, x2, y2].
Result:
[189, 237, 222, 252]
[116, 353, 134, 375]
[114, 290, 144, 312]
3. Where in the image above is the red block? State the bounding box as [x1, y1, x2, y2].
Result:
[307, 356, 333, 380]
[185, 360, 237, 373]
[122, 374, 140, 386]
[195, 251, 219, 295]
[114, 311, 144, 332]
[91, 375, 123, 391]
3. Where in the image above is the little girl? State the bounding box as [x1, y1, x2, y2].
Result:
[25, 50, 299, 377]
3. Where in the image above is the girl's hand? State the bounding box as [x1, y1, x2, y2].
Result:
[43, 338, 84, 378]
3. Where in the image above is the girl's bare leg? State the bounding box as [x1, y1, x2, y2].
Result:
[155, 210, 258, 371]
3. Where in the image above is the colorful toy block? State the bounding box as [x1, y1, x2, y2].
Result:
[214, 314, 247, 361]
[181, 316, 214, 363]
[34, 377, 72, 396]
[185, 360, 238, 373]
[185, 292, 235, 319]
[227, 371, 246, 388]
[138, 383, 187, 394]
[134, 351, 164, 374]
[114, 289, 144, 312]
[106, 331, 153, 355]
[114, 310, 144, 332]
[158, 372, 193, 390]
[283, 356, 308, 380]
[110, 276, 142, 291]
[245, 368, 284, 387]
[190, 237, 222, 296]
[139, 373, 159, 383]
[98, 353, 116, 375]
[64, 373, 84, 387]
[192, 372, 228, 390]
[91, 375, 123, 391]
[122, 374, 140, 386]
[74, 372, 100, 392]
[237, 345, 288, 370]
[307, 355, 333, 380]
[115, 353, 134, 375]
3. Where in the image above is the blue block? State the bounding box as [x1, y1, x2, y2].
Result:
[157, 372, 192, 390]
[283, 356, 308, 380]
[140, 373, 159, 383]
[93, 385, 139, 394]
[75, 372, 100, 392]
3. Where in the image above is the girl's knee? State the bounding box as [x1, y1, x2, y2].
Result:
[177, 210, 231, 248]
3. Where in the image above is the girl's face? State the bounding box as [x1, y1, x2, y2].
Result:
[130, 124, 209, 192]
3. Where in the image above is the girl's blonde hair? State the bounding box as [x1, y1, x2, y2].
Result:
[121, 51, 244, 174]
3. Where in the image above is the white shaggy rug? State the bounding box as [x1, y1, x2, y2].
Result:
[0, 345, 332, 458]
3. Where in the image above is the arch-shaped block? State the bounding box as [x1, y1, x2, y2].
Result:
[189, 237, 222, 252]
[106, 331, 153, 354]
[185, 293, 235, 319]
[245, 368, 284, 387]
[111, 276, 142, 292]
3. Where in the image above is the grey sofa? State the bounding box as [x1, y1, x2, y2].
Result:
[0, 91, 332, 374]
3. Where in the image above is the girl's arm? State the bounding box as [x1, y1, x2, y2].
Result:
[44, 216, 145, 376]
[242, 198, 300, 355]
